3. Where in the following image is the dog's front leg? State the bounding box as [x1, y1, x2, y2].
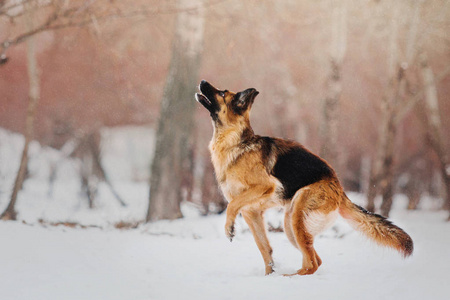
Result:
[224, 185, 274, 242]
[241, 209, 274, 275]
[224, 200, 240, 241]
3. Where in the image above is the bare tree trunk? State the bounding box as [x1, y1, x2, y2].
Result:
[380, 1, 422, 217]
[320, 0, 347, 167]
[366, 4, 400, 215]
[320, 59, 341, 165]
[76, 131, 127, 208]
[147, 0, 205, 222]
[89, 131, 127, 207]
[367, 91, 399, 216]
[419, 52, 450, 220]
[367, 1, 420, 216]
[406, 165, 423, 210]
[378, 68, 405, 217]
[1, 5, 39, 220]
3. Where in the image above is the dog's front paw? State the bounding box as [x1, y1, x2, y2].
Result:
[265, 265, 275, 275]
[225, 223, 235, 242]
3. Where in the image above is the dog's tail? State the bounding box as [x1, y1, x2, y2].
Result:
[339, 194, 413, 258]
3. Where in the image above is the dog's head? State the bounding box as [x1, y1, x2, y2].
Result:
[195, 80, 259, 127]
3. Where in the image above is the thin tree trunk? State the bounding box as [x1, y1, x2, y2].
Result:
[320, 0, 347, 166]
[406, 167, 423, 210]
[1, 5, 40, 220]
[320, 58, 341, 165]
[379, 67, 406, 217]
[147, 0, 204, 222]
[375, 82, 398, 216]
[419, 52, 450, 220]
[89, 131, 127, 207]
[367, 1, 420, 216]
[366, 174, 377, 212]
[367, 4, 400, 215]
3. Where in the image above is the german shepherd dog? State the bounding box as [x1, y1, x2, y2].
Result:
[195, 80, 413, 276]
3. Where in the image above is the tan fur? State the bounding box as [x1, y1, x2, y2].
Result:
[200, 82, 413, 276]
[207, 89, 344, 275]
[339, 196, 413, 258]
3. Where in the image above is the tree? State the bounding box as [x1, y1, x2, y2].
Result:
[0, 1, 189, 62]
[1, 0, 109, 60]
[1, 3, 39, 220]
[366, 1, 420, 216]
[0, 0, 155, 219]
[366, 5, 400, 214]
[419, 52, 450, 220]
[71, 130, 127, 208]
[320, 0, 347, 167]
[147, 0, 205, 221]
[0, 0, 133, 219]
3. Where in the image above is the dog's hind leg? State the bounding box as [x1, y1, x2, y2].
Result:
[284, 205, 298, 249]
[284, 205, 323, 268]
[289, 213, 319, 276]
[285, 188, 333, 276]
[241, 209, 274, 275]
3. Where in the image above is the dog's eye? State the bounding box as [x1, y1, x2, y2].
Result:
[219, 91, 225, 97]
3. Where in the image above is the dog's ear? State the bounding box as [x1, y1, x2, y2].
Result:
[232, 88, 259, 114]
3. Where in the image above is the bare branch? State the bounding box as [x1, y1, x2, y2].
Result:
[0, 0, 229, 62]
[394, 65, 450, 125]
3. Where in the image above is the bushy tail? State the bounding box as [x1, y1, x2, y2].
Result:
[339, 195, 413, 258]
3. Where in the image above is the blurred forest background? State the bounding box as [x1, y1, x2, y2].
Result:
[1, 0, 450, 223]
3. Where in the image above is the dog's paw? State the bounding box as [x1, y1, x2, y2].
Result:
[225, 223, 235, 242]
[265, 265, 275, 275]
[283, 267, 317, 276]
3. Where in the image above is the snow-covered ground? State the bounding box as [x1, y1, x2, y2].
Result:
[1, 203, 449, 300]
[1, 128, 449, 300]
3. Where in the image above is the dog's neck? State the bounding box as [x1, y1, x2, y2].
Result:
[208, 120, 254, 183]
[210, 120, 253, 149]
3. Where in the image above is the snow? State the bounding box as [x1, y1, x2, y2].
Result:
[1, 207, 449, 300]
[101, 126, 155, 182]
[1, 128, 449, 300]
